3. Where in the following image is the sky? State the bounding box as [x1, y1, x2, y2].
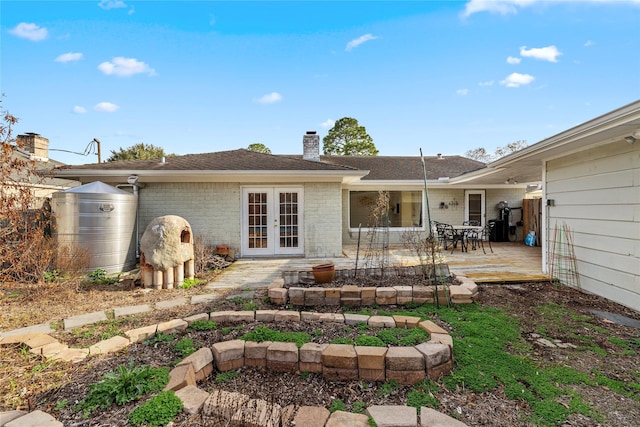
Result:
[2, 0, 639, 165]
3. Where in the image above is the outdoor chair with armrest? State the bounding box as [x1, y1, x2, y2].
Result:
[468, 222, 494, 254]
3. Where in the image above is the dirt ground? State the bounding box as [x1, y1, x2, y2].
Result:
[1, 275, 639, 426]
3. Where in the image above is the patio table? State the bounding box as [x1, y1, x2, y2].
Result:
[451, 225, 483, 252]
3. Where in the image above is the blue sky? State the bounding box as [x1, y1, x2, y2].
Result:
[2, 0, 639, 165]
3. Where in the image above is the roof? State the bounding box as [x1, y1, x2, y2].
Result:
[56, 149, 487, 183]
[58, 149, 359, 172]
[314, 155, 486, 180]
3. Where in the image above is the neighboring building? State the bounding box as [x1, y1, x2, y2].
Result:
[3, 133, 79, 208]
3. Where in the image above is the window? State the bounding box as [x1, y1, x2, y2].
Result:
[349, 190, 423, 229]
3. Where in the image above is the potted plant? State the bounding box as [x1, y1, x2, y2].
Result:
[311, 263, 335, 284]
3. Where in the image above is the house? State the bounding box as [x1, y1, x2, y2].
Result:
[2, 133, 79, 208]
[53, 131, 537, 261]
[475, 100, 640, 312]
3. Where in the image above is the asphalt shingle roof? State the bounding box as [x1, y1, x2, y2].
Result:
[57, 149, 359, 172]
[57, 149, 486, 180]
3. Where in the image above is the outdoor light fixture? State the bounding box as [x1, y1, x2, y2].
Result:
[505, 177, 518, 185]
[625, 130, 640, 145]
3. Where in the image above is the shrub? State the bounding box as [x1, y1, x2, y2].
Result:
[129, 391, 183, 427]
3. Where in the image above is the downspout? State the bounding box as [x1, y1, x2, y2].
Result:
[116, 182, 144, 259]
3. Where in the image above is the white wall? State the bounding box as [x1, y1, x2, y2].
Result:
[545, 141, 640, 311]
[138, 181, 344, 259]
[139, 182, 241, 250]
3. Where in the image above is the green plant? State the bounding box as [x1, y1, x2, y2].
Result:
[243, 300, 258, 311]
[129, 390, 183, 427]
[174, 338, 199, 357]
[329, 398, 346, 413]
[300, 371, 310, 380]
[221, 327, 234, 335]
[407, 380, 440, 410]
[78, 363, 169, 416]
[144, 332, 175, 346]
[376, 327, 429, 346]
[377, 379, 399, 397]
[352, 400, 366, 414]
[216, 370, 239, 384]
[86, 268, 118, 285]
[368, 417, 378, 427]
[240, 325, 310, 348]
[43, 269, 59, 282]
[354, 335, 385, 347]
[188, 319, 218, 331]
[330, 337, 354, 345]
[179, 277, 206, 289]
[54, 399, 68, 411]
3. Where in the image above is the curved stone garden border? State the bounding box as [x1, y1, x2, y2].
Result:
[0, 275, 479, 427]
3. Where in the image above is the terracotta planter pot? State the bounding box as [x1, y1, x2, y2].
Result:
[312, 263, 335, 284]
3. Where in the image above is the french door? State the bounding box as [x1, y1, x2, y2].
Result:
[242, 187, 304, 256]
[464, 190, 486, 226]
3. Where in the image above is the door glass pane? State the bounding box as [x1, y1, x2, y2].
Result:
[469, 194, 482, 224]
[279, 191, 299, 248]
[248, 192, 268, 249]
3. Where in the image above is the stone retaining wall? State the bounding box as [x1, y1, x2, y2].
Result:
[269, 275, 479, 306]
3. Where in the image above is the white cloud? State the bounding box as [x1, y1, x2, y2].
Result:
[456, 89, 469, 96]
[98, 57, 156, 76]
[520, 45, 562, 62]
[8, 22, 48, 41]
[98, 0, 127, 10]
[462, 0, 536, 17]
[345, 34, 379, 51]
[463, 0, 640, 17]
[55, 52, 83, 63]
[500, 72, 535, 88]
[255, 92, 283, 104]
[72, 106, 87, 114]
[478, 80, 495, 87]
[321, 119, 335, 129]
[94, 102, 119, 112]
[506, 56, 521, 64]
[584, 40, 595, 47]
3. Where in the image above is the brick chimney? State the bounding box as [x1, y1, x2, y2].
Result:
[302, 131, 320, 162]
[17, 133, 49, 159]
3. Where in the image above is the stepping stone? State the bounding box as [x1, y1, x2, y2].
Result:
[326, 410, 370, 427]
[63, 311, 107, 330]
[420, 407, 469, 426]
[293, 406, 330, 427]
[157, 319, 188, 334]
[156, 297, 187, 310]
[367, 405, 417, 427]
[0, 323, 53, 338]
[4, 409, 62, 427]
[88, 336, 130, 356]
[344, 313, 370, 326]
[190, 293, 219, 305]
[175, 385, 210, 415]
[113, 304, 151, 318]
[0, 410, 27, 425]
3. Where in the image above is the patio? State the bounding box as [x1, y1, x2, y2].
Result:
[342, 241, 547, 283]
[216, 241, 547, 291]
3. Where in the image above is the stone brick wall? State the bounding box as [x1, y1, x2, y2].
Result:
[303, 182, 343, 257]
[139, 182, 241, 249]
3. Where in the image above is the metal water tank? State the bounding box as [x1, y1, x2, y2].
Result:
[52, 181, 137, 273]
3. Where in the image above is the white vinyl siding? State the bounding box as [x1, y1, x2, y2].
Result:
[545, 141, 640, 311]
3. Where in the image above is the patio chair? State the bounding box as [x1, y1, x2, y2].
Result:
[436, 223, 466, 253]
[468, 222, 494, 254]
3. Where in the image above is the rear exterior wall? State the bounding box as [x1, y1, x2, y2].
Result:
[545, 140, 640, 312]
